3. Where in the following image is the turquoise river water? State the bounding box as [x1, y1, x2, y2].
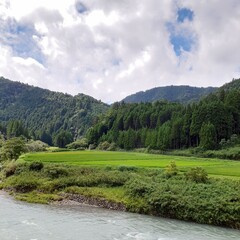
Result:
[0, 192, 239, 240]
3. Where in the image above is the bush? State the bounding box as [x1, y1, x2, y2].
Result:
[185, 167, 208, 183]
[97, 141, 111, 150]
[118, 165, 138, 172]
[15, 163, 29, 175]
[164, 161, 178, 178]
[44, 166, 69, 179]
[6, 174, 40, 192]
[26, 140, 48, 152]
[29, 161, 44, 171]
[4, 161, 17, 177]
[1, 137, 26, 160]
[66, 138, 88, 150]
[125, 178, 153, 197]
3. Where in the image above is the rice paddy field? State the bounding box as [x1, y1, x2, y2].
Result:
[21, 151, 240, 179]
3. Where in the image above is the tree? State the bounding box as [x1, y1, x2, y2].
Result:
[1, 137, 26, 161]
[185, 167, 208, 183]
[54, 130, 73, 148]
[66, 138, 89, 149]
[6, 120, 29, 139]
[199, 122, 217, 150]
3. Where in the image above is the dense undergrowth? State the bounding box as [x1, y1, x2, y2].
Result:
[0, 160, 239, 229]
[169, 146, 240, 160]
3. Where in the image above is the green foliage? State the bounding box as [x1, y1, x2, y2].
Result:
[53, 130, 73, 148]
[200, 122, 217, 150]
[185, 167, 208, 183]
[0, 77, 108, 140]
[4, 173, 40, 192]
[87, 80, 240, 153]
[7, 120, 29, 139]
[164, 161, 178, 177]
[97, 141, 111, 150]
[44, 166, 69, 179]
[66, 138, 88, 150]
[23, 150, 240, 178]
[1, 137, 26, 161]
[26, 140, 48, 152]
[1, 155, 240, 229]
[97, 141, 117, 151]
[122, 85, 217, 104]
[125, 178, 153, 197]
[117, 165, 138, 172]
[29, 161, 44, 171]
[4, 161, 17, 177]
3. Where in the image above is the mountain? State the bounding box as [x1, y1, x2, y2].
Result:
[88, 79, 240, 151]
[122, 85, 217, 104]
[220, 78, 240, 91]
[0, 77, 109, 139]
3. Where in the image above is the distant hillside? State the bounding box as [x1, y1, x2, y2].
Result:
[220, 78, 240, 91]
[122, 85, 217, 104]
[0, 77, 109, 139]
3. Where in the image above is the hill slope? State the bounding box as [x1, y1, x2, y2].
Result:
[220, 78, 240, 91]
[122, 85, 217, 104]
[0, 77, 109, 138]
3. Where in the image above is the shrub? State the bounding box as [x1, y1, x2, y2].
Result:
[89, 144, 96, 150]
[26, 140, 48, 152]
[164, 161, 178, 178]
[7, 174, 40, 192]
[97, 141, 111, 150]
[107, 142, 118, 151]
[125, 178, 153, 197]
[44, 166, 69, 179]
[29, 161, 44, 171]
[1, 137, 26, 160]
[185, 167, 208, 183]
[4, 161, 17, 177]
[118, 165, 138, 172]
[15, 163, 29, 175]
[66, 138, 88, 150]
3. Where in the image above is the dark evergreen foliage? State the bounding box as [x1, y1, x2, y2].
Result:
[0, 77, 109, 141]
[88, 79, 240, 151]
[122, 85, 217, 104]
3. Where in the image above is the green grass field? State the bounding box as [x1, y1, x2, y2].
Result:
[21, 151, 240, 178]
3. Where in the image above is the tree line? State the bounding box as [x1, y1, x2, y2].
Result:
[87, 88, 240, 151]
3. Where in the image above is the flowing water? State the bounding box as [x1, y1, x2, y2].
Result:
[0, 192, 239, 240]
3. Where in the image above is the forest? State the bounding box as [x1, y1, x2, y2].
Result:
[87, 79, 240, 151]
[1, 77, 240, 153]
[0, 77, 108, 144]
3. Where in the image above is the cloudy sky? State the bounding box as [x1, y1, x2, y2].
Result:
[0, 0, 240, 103]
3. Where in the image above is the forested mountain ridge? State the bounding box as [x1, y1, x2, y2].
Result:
[0, 77, 109, 141]
[87, 78, 240, 151]
[220, 78, 240, 91]
[122, 85, 217, 104]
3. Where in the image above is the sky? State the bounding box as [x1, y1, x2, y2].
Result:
[0, 0, 240, 103]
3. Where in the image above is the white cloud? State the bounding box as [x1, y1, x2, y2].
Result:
[0, 0, 240, 103]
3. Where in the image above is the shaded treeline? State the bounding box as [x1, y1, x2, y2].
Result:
[87, 80, 240, 150]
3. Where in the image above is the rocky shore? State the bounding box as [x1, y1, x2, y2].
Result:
[52, 193, 127, 212]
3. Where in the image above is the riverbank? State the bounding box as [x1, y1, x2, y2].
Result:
[0, 159, 240, 230]
[2, 193, 240, 240]
[52, 193, 127, 211]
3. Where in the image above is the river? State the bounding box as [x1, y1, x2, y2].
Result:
[0, 192, 239, 240]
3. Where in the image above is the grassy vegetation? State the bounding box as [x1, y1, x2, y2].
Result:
[1, 150, 240, 229]
[170, 145, 240, 161]
[21, 151, 240, 178]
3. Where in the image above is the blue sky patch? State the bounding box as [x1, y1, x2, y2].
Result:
[170, 34, 194, 56]
[177, 8, 194, 23]
[166, 7, 195, 57]
[75, 1, 88, 14]
[0, 18, 44, 64]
